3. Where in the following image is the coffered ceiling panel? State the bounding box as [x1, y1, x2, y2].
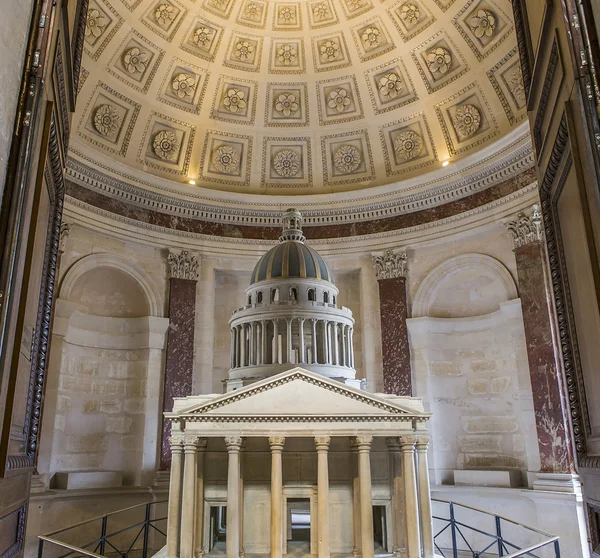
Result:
[75, 0, 527, 194]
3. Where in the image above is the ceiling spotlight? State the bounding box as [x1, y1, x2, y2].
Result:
[189, 179, 196, 185]
[442, 161, 450, 167]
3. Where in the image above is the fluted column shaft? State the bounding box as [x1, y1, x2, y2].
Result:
[261, 320, 267, 365]
[311, 320, 318, 364]
[315, 436, 331, 558]
[226, 437, 243, 558]
[299, 319, 305, 363]
[387, 438, 404, 556]
[273, 320, 279, 364]
[269, 437, 285, 558]
[324, 321, 330, 364]
[286, 319, 293, 363]
[167, 437, 184, 558]
[350, 442, 361, 556]
[240, 325, 246, 368]
[194, 440, 208, 558]
[401, 436, 420, 558]
[341, 325, 347, 367]
[356, 436, 374, 558]
[181, 438, 199, 558]
[416, 437, 434, 558]
[334, 323, 340, 365]
[250, 322, 256, 365]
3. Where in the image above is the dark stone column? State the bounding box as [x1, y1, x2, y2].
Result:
[160, 250, 199, 470]
[373, 250, 412, 396]
[506, 206, 574, 473]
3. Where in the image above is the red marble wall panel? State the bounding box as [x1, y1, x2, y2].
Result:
[515, 241, 574, 472]
[378, 277, 412, 396]
[160, 277, 196, 470]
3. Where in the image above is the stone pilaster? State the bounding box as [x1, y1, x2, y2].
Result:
[160, 250, 200, 470]
[373, 249, 412, 395]
[505, 206, 574, 473]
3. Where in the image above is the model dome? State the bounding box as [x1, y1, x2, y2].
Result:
[250, 209, 333, 285]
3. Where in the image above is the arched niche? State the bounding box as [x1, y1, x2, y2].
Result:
[60, 253, 163, 317]
[412, 254, 518, 318]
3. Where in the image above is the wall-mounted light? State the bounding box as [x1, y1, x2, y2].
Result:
[442, 161, 449, 167]
[189, 180, 196, 185]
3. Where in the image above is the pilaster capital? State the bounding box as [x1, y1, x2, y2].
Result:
[399, 434, 417, 451]
[59, 222, 72, 255]
[505, 204, 543, 250]
[354, 435, 373, 451]
[269, 436, 286, 451]
[167, 249, 200, 281]
[373, 249, 408, 280]
[415, 435, 430, 450]
[225, 436, 243, 452]
[314, 435, 331, 451]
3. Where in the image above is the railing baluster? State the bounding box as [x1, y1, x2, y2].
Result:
[450, 502, 459, 558]
[99, 516, 107, 556]
[142, 503, 151, 558]
[496, 515, 503, 557]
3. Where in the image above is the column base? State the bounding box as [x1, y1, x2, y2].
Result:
[532, 472, 581, 494]
[194, 551, 204, 558]
[352, 548, 361, 557]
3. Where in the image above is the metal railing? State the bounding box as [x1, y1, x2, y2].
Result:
[38, 500, 167, 558]
[38, 497, 560, 558]
[432, 499, 561, 558]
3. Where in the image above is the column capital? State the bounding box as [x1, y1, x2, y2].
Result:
[269, 436, 286, 451]
[183, 435, 201, 451]
[168, 249, 200, 280]
[354, 435, 373, 451]
[415, 435, 430, 450]
[373, 249, 408, 280]
[169, 435, 185, 451]
[505, 204, 543, 250]
[386, 437, 401, 451]
[399, 434, 417, 450]
[225, 436, 244, 452]
[314, 435, 331, 451]
[59, 222, 72, 255]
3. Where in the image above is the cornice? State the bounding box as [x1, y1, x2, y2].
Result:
[65, 127, 534, 227]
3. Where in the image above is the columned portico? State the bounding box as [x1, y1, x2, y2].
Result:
[165, 368, 431, 558]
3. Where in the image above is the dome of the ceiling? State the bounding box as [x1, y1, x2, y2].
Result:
[74, 0, 526, 195]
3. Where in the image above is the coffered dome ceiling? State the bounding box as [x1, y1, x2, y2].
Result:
[74, 0, 527, 195]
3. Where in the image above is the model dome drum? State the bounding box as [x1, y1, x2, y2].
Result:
[228, 209, 357, 391]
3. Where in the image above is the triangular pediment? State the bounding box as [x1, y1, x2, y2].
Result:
[170, 368, 426, 419]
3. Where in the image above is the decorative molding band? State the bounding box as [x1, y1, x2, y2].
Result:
[65, 137, 534, 227]
[538, 115, 588, 464]
[64, 180, 539, 247]
[0, 505, 26, 558]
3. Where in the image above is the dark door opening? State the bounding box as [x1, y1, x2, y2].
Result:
[373, 505, 387, 552]
[209, 506, 227, 551]
[287, 498, 311, 542]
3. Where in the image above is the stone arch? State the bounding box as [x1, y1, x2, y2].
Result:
[60, 253, 163, 317]
[412, 254, 518, 318]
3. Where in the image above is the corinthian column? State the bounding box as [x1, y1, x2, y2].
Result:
[161, 250, 200, 470]
[167, 436, 184, 558]
[226, 436, 243, 558]
[373, 250, 411, 395]
[181, 436, 199, 558]
[195, 439, 208, 558]
[315, 436, 331, 558]
[415, 436, 433, 558]
[269, 436, 285, 558]
[505, 206, 574, 474]
[400, 435, 420, 558]
[355, 436, 374, 558]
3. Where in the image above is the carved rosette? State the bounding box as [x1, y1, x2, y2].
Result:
[167, 249, 200, 280]
[373, 249, 408, 280]
[505, 204, 543, 250]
